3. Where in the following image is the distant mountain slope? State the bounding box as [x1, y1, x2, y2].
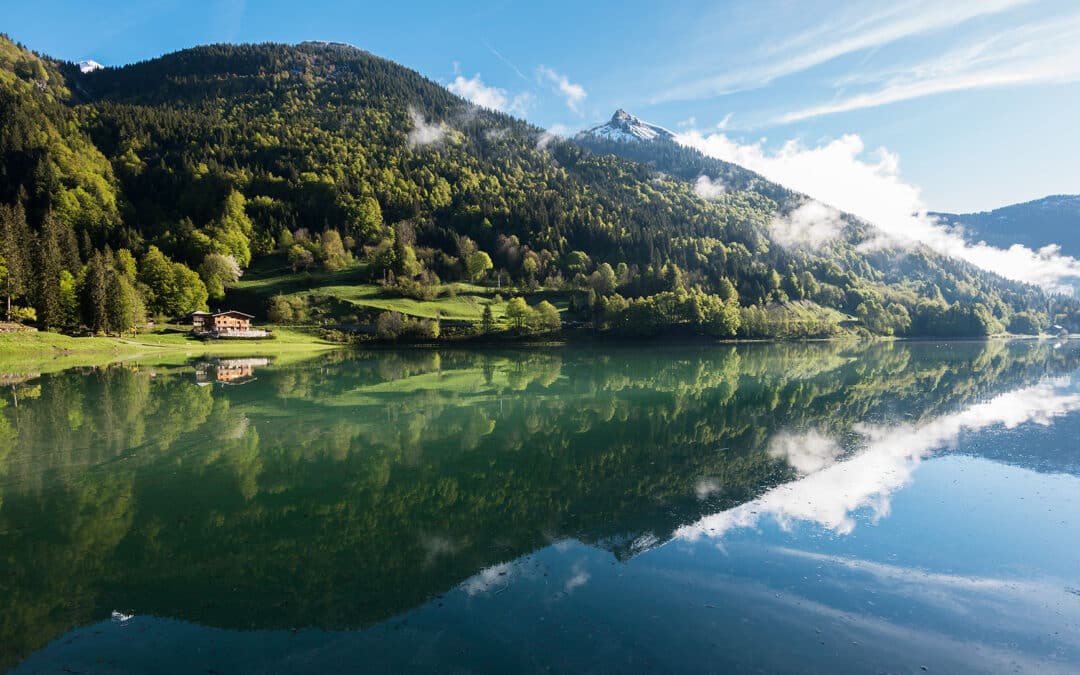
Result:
[932, 195, 1080, 258]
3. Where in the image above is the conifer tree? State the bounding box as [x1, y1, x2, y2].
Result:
[79, 251, 110, 333]
[32, 214, 64, 330]
[0, 202, 30, 320]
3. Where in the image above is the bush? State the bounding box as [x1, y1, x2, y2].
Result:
[267, 294, 310, 324]
[376, 311, 439, 341]
[376, 311, 405, 339]
[1008, 310, 1047, 335]
[532, 300, 561, 331]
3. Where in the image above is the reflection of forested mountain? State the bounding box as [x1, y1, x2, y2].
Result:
[1, 341, 1077, 668]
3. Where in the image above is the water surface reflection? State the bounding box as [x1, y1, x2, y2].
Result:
[2, 341, 1078, 672]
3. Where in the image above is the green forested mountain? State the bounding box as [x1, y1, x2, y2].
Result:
[0, 34, 1076, 338]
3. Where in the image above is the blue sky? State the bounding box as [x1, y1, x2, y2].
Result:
[6, 0, 1080, 213]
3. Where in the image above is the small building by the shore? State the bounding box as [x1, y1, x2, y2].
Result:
[182, 311, 213, 330]
[211, 311, 254, 332]
[182, 310, 269, 338]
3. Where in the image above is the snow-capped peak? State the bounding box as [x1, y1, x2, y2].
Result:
[579, 109, 675, 143]
[78, 60, 104, 74]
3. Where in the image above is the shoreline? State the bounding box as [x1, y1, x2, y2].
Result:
[0, 328, 340, 377]
[1, 328, 1069, 377]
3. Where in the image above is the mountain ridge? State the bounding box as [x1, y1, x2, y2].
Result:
[932, 194, 1080, 258]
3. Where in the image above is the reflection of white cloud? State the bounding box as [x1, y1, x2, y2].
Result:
[767, 429, 843, 475]
[678, 383, 1080, 540]
[420, 533, 458, 564]
[779, 547, 1040, 594]
[461, 562, 514, 595]
[735, 569, 1079, 675]
[694, 478, 722, 500]
[564, 562, 590, 593]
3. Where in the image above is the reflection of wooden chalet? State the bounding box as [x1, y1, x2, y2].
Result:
[182, 310, 270, 338]
[194, 357, 271, 386]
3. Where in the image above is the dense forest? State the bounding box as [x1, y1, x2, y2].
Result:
[0, 34, 1076, 338]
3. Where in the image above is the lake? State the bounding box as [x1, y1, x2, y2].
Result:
[2, 341, 1079, 673]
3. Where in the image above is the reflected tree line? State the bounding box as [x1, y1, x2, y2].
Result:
[1, 340, 1078, 668]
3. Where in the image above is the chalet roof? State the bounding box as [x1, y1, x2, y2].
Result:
[212, 310, 255, 319]
[185, 311, 212, 317]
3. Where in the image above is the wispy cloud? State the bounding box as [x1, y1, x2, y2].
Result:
[654, 0, 1030, 103]
[677, 127, 1080, 290]
[406, 106, 448, 148]
[447, 69, 531, 116]
[535, 123, 574, 152]
[537, 66, 587, 114]
[482, 40, 529, 82]
[769, 201, 845, 251]
[692, 175, 726, 200]
[779, 12, 1080, 123]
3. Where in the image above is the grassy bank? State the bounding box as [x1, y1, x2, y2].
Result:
[0, 327, 339, 376]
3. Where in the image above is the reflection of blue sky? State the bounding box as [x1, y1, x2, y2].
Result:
[433, 375, 1080, 672]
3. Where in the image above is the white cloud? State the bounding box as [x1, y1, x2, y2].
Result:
[779, 12, 1080, 123]
[407, 106, 448, 148]
[654, 0, 1031, 103]
[537, 66, 587, 114]
[769, 200, 845, 251]
[693, 175, 726, 200]
[676, 127, 1080, 291]
[447, 71, 531, 116]
[536, 124, 573, 152]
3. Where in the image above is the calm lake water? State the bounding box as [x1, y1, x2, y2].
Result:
[2, 341, 1080, 673]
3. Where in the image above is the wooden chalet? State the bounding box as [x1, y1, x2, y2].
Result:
[182, 310, 269, 338]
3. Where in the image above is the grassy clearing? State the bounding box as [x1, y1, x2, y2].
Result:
[228, 256, 567, 323]
[0, 327, 339, 376]
[310, 285, 510, 321]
